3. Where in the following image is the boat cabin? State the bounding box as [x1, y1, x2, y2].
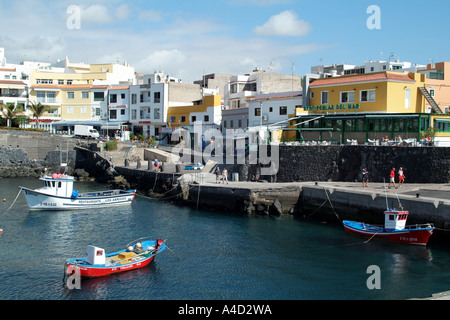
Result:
[384, 210, 409, 231]
[39, 174, 76, 198]
[87, 245, 106, 265]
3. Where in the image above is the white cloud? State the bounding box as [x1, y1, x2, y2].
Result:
[138, 10, 164, 22]
[81, 5, 111, 24]
[253, 10, 313, 37]
[115, 4, 130, 21]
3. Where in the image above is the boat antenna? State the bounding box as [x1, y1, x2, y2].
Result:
[395, 191, 403, 210]
[383, 178, 389, 210]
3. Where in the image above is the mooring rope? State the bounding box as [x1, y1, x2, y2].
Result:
[1, 187, 23, 216]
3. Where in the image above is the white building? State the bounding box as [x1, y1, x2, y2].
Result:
[248, 91, 303, 129]
[223, 68, 303, 110]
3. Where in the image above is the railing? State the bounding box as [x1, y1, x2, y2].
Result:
[404, 223, 435, 230]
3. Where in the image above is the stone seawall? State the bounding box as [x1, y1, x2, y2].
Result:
[277, 145, 450, 183]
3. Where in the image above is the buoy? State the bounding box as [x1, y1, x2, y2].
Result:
[0, 229, 3, 233]
[2, 198, 5, 203]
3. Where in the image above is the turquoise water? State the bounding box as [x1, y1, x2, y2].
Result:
[0, 178, 449, 300]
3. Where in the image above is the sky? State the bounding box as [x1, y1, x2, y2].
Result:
[0, 0, 449, 83]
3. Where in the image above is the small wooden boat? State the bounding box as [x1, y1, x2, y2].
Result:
[21, 173, 136, 211]
[66, 238, 166, 278]
[343, 209, 435, 246]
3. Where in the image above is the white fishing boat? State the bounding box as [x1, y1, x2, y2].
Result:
[21, 173, 136, 211]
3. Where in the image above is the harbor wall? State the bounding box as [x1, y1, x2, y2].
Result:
[276, 145, 450, 184]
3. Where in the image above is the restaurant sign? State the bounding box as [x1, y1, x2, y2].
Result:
[303, 103, 361, 111]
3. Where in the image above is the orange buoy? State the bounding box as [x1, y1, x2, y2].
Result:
[0, 229, 3, 233]
[2, 198, 5, 203]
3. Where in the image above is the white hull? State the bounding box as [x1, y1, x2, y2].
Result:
[22, 187, 135, 211]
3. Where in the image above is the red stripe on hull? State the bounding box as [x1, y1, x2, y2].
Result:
[344, 226, 434, 246]
[68, 256, 155, 278]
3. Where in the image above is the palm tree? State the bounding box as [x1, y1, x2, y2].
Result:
[28, 102, 50, 129]
[1, 103, 21, 127]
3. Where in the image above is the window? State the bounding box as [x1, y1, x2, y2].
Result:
[121, 109, 125, 116]
[340, 91, 355, 103]
[238, 119, 242, 127]
[67, 80, 73, 85]
[95, 108, 101, 116]
[279, 106, 287, 115]
[67, 92, 74, 99]
[110, 109, 117, 119]
[110, 94, 117, 103]
[405, 88, 411, 109]
[181, 116, 186, 122]
[82, 92, 89, 99]
[131, 94, 137, 104]
[204, 115, 209, 122]
[94, 92, 104, 101]
[360, 90, 376, 102]
[154, 108, 160, 119]
[67, 107, 74, 114]
[255, 108, 261, 116]
[37, 91, 46, 103]
[47, 92, 56, 103]
[223, 120, 227, 128]
[321, 91, 329, 104]
[132, 110, 137, 120]
[58, 80, 64, 85]
[191, 115, 197, 122]
[121, 93, 125, 100]
[80, 107, 87, 114]
[154, 92, 161, 103]
[310, 92, 314, 99]
[430, 89, 435, 97]
[230, 120, 234, 128]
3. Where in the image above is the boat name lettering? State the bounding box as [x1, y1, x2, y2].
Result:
[78, 198, 122, 204]
[39, 202, 57, 207]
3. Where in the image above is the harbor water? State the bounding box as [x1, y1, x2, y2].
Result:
[1, 178, 450, 300]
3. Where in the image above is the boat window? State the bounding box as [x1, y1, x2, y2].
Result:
[389, 215, 394, 221]
[58, 182, 61, 188]
[52, 181, 55, 188]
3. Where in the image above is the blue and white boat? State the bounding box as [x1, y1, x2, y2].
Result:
[21, 173, 136, 211]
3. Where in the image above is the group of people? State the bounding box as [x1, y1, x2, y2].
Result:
[215, 167, 229, 184]
[361, 167, 405, 189]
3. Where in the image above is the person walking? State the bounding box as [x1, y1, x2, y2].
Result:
[222, 168, 229, 184]
[398, 167, 405, 187]
[215, 167, 221, 183]
[362, 167, 369, 188]
[388, 168, 397, 189]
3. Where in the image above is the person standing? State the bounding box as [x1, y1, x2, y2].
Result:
[222, 168, 228, 184]
[362, 167, 369, 188]
[388, 168, 397, 189]
[398, 167, 405, 187]
[215, 167, 221, 183]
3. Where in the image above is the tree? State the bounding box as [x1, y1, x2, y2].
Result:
[1, 103, 21, 127]
[28, 102, 50, 129]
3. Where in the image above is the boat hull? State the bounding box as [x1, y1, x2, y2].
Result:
[22, 187, 135, 211]
[67, 256, 155, 278]
[343, 221, 434, 246]
[66, 240, 165, 278]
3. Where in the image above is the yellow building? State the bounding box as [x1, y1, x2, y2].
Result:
[283, 71, 450, 146]
[306, 71, 426, 114]
[28, 62, 134, 131]
[167, 95, 222, 128]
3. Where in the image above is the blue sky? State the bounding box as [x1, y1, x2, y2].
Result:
[0, 0, 449, 82]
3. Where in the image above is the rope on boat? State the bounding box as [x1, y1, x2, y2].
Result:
[1, 187, 23, 217]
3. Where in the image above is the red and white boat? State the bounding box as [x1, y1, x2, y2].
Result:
[343, 209, 435, 246]
[66, 238, 166, 278]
